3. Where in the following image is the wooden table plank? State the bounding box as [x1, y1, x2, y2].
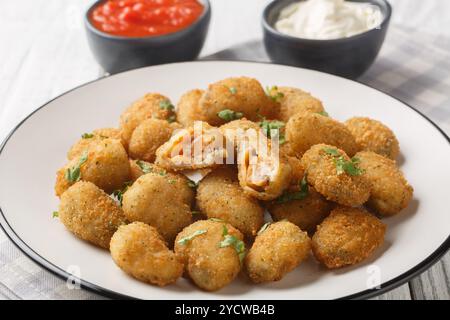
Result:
[410, 252, 450, 300]
[372, 284, 412, 300]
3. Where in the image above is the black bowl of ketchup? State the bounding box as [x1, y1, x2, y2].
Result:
[85, 0, 211, 74]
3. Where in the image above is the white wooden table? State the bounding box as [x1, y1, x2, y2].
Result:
[0, 0, 449, 300]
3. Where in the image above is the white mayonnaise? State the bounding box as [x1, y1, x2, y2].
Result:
[275, 0, 383, 40]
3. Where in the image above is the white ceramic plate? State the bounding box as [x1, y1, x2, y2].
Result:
[0, 61, 449, 300]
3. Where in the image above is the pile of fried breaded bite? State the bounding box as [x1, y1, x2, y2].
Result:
[54, 77, 413, 291]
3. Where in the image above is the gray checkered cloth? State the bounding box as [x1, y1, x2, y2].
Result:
[1, 26, 449, 300]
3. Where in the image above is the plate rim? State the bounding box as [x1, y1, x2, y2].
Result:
[0, 60, 449, 300]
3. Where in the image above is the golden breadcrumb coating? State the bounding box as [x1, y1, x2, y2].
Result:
[355, 151, 413, 216]
[245, 221, 311, 283]
[174, 220, 244, 291]
[196, 166, 264, 237]
[176, 89, 205, 127]
[276, 86, 325, 122]
[346, 117, 400, 160]
[199, 77, 278, 126]
[110, 222, 183, 286]
[128, 118, 180, 162]
[55, 138, 130, 196]
[122, 168, 194, 244]
[312, 206, 386, 268]
[266, 187, 333, 235]
[286, 113, 359, 157]
[59, 181, 126, 248]
[120, 93, 176, 147]
[300, 144, 370, 206]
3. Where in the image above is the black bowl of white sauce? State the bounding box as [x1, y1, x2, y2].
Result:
[262, 0, 391, 79]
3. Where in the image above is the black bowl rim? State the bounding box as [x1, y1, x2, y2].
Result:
[262, 0, 392, 43]
[84, 0, 211, 41]
[0, 60, 449, 300]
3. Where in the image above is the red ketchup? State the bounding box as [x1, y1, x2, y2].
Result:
[90, 0, 204, 37]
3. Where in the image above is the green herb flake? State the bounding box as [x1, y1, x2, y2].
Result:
[112, 181, 132, 206]
[177, 230, 207, 246]
[316, 111, 329, 117]
[159, 100, 175, 111]
[217, 109, 243, 122]
[266, 86, 285, 102]
[209, 218, 224, 222]
[81, 133, 94, 139]
[52, 211, 59, 218]
[257, 222, 271, 235]
[167, 115, 177, 123]
[191, 210, 202, 216]
[65, 151, 88, 182]
[136, 160, 152, 174]
[229, 87, 237, 94]
[219, 225, 246, 263]
[187, 179, 198, 189]
[259, 118, 285, 143]
[168, 179, 177, 185]
[276, 175, 309, 204]
[322, 148, 364, 176]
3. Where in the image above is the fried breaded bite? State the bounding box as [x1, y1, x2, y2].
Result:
[128, 159, 160, 181]
[155, 121, 227, 171]
[176, 89, 205, 127]
[67, 128, 123, 160]
[286, 113, 359, 157]
[346, 117, 400, 160]
[355, 151, 413, 216]
[280, 142, 305, 185]
[237, 133, 292, 201]
[267, 187, 333, 235]
[128, 118, 180, 163]
[55, 138, 130, 196]
[174, 220, 244, 291]
[300, 144, 370, 206]
[196, 167, 264, 237]
[245, 221, 311, 283]
[199, 77, 277, 126]
[122, 168, 194, 243]
[312, 206, 386, 269]
[110, 222, 184, 286]
[276, 87, 325, 122]
[58, 181, 126, 249]
[120, 93, 176, 147]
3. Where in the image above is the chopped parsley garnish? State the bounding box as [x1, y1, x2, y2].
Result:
[323, 147, 364, 176]
[257, 222, 271, 235]
[168, 179, 176, 184]
[276, 175, 309, 204]
[65, 152, 88, 182]
[316, 111, 329, 117]
[191, 210, 202, 216]
[112, 181, 132, 206]
[136, 160, 152, 174]
[229, 86, 237, 94]
[266, 86, 284, 102]
[217, 109, 243, 122]
[167, 115, 177, 123]
[52, 211, 59, 218]
[219, 225, 246, 263]
[209, 218, 224, 222]
[187, 179, 198, 189]
[177, 230, 207, 245]
[159, 100, 175, 111]
[81, 133, 94, 139]
[258, 118, 286, 144]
